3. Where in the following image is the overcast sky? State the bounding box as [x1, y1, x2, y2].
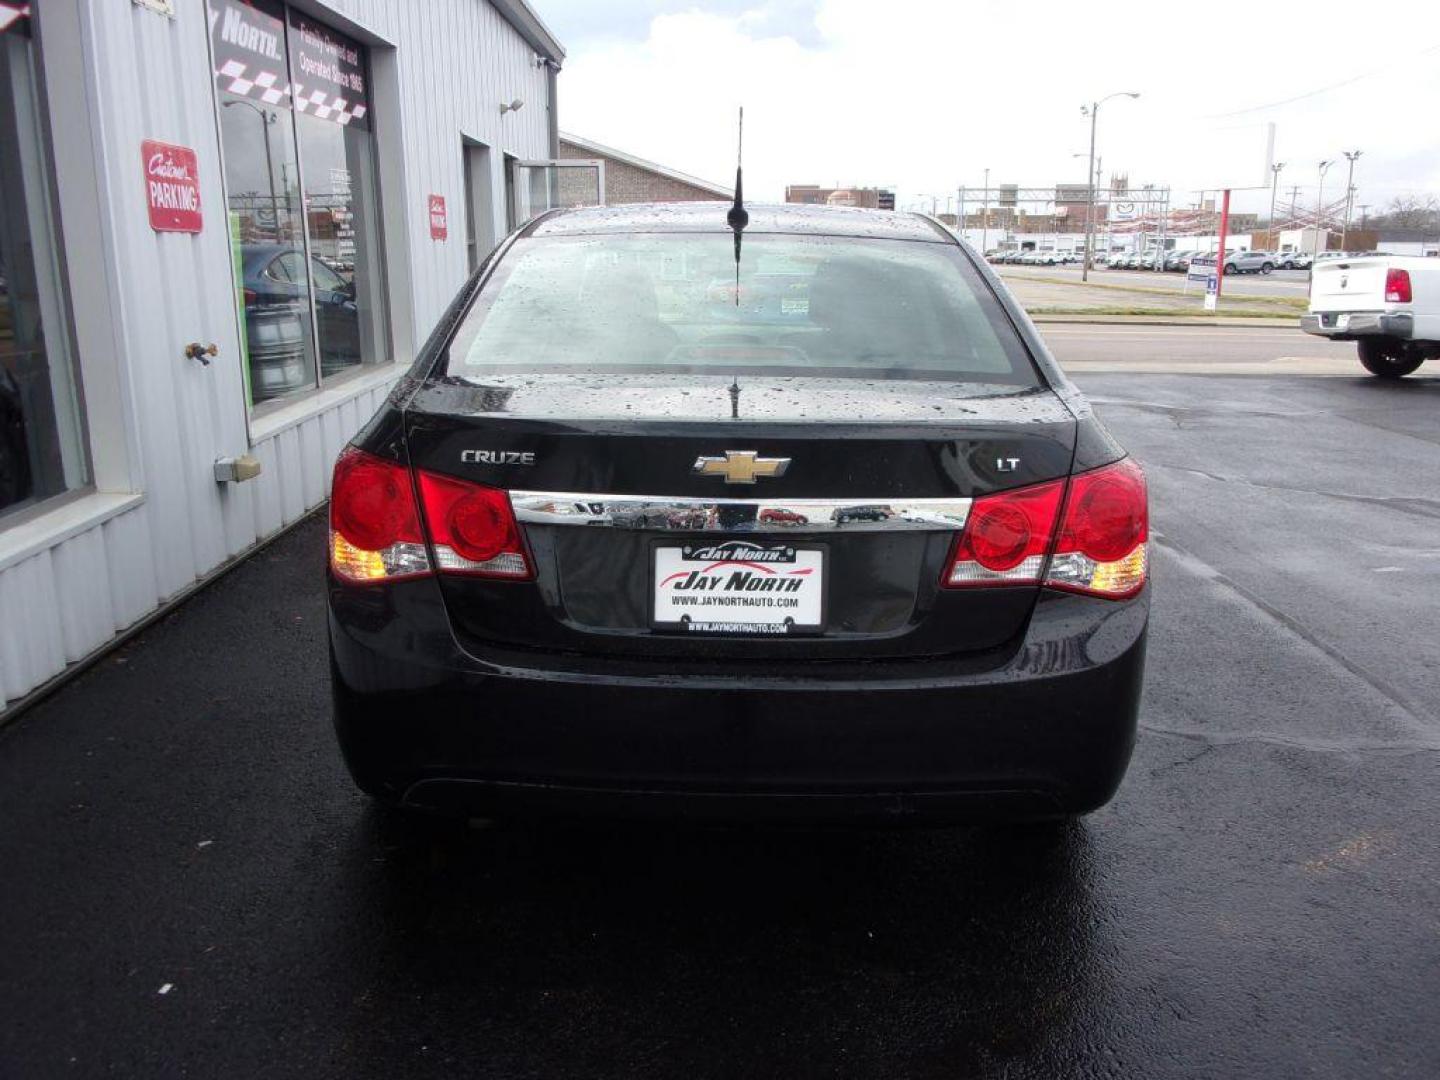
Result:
[542, 0, 1440, 217]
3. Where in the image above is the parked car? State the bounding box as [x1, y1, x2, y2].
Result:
[758, 507, 808, 526]
[327, 201, 1151, 823]
[1222, 250, 1275, 275]
[240, 243, 362, 400]
[1301, 254, 1440, 378]
[1163, 250, 1195, 272]
[1278, 251, 1312, 270]
[832, 505, 895, 524]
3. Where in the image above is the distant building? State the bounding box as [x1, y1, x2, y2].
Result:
[557, 133, 730, 205]
[1373, 228, 1440, 257]
[785, 185, 895, 210]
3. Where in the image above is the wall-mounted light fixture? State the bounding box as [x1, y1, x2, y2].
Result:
[499, 98, 525, 115]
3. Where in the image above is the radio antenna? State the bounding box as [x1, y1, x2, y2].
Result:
[727, 107, 747, 306]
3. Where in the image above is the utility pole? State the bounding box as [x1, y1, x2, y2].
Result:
[1287, 185, 1301, 230]
[981, 167, 990, 254]
[1314, 160, 1333, 256]
[1268, 162, 1285, 249]
[1340, 150, 1361, 250]
[1358, 204, 1370, 231]
[958, 185, 965, 240]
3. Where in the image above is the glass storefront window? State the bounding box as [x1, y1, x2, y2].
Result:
[209, 0, 387, 408]
[289, 8, 387, 381]
[0, 17, 89, 518]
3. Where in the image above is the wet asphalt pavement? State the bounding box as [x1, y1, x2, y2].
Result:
[3, 365, 1439, 1078]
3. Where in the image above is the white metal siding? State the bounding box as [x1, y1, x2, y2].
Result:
[0, 0, 554, 711]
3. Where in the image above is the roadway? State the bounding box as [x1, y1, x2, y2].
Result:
[1041, 321, 1356, 374]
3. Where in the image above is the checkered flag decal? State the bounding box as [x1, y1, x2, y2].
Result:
[215, 59, 367, 127]
[0, 2, 31, 33]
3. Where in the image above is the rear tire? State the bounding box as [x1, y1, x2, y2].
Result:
[1261, 263, 1273, 274]
[1358, 339, 1424, 379]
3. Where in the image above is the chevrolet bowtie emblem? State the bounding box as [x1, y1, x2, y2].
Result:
[692, 450, 791, 484]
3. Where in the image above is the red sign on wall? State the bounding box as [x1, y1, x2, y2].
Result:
[429, 195, 448, 240]
[142, 139, 203, 233]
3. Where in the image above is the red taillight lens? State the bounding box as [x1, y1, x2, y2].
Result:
[941, 458, 1149, 599]
[242, 287, 257, 306]
[329, 448, 431, 582]
[1385, 268, 1412, 304]
[943, 479, 1064, 587]
[1046, 458, 1148, 599]
[416, 471, 531, 579]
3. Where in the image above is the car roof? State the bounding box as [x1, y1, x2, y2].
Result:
[527, 202, 950, 242]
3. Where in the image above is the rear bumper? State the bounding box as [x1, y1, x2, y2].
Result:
[1301, 312, 1413, 340]
[328, 577, 1148, 823]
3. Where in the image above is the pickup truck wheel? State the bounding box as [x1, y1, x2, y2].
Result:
[1358, 340, 1424, 378]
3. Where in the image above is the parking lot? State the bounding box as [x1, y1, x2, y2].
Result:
[2, 326, 1438, 1078]
[1002, 260, 1313, 298]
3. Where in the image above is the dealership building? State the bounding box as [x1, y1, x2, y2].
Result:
[0, 0, 570, 713]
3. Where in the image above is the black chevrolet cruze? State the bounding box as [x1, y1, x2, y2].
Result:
[328, 202, 1148, 823]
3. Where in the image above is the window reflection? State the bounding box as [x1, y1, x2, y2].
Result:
[210, 0, 386, 407]
[293, 106, 386, 378]
[0, 21, 88, 516]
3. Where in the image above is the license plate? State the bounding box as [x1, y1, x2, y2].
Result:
[1336, 314, 1350, 330]
[653, 540, 825, 634]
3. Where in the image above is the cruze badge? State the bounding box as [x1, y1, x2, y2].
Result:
[462, 450, 535, 465]
[692, 450, 791, 484]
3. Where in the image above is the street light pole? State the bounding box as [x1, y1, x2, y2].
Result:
[1314, 160, 1333, 256]
[1081, 91, 1138, 283]
[1268, 162, 1285, 250]
[1340, 150, 1361, 250]
[981, 167, 990, 254]
[222, 99, 278, 236]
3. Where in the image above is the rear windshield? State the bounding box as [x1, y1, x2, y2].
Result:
[446, 233, 1039, 385]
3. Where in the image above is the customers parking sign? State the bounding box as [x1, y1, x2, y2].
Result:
[141, 140, 203, 233]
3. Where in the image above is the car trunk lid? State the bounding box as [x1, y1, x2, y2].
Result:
[404, 373, 1077, 661]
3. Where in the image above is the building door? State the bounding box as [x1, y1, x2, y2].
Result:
[463, 140, 495, 273]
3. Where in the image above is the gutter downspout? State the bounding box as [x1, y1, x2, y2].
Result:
[546, 62, 559, 159]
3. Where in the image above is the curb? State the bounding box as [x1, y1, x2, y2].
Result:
[1029, 315, 1301, 328]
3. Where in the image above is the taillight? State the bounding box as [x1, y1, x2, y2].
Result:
[329, 448, 431, 582]
[416, 471, 531, 579]
[329, 449, 534, 583]
[943, 479, 1064, 588]
[1045, 458, 1148, 599]
[941, 458, 1148, 599]
[1385, 268, 1412, 304]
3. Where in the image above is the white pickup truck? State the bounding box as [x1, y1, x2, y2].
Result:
[1302, 255, 1440, 377]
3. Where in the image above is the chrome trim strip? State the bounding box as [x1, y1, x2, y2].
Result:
[510, 492, 971, 532]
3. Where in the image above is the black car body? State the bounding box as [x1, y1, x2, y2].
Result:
[328, 203, 1149, 823]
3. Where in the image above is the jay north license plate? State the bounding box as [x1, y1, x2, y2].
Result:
[652, 540, 825, 634]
